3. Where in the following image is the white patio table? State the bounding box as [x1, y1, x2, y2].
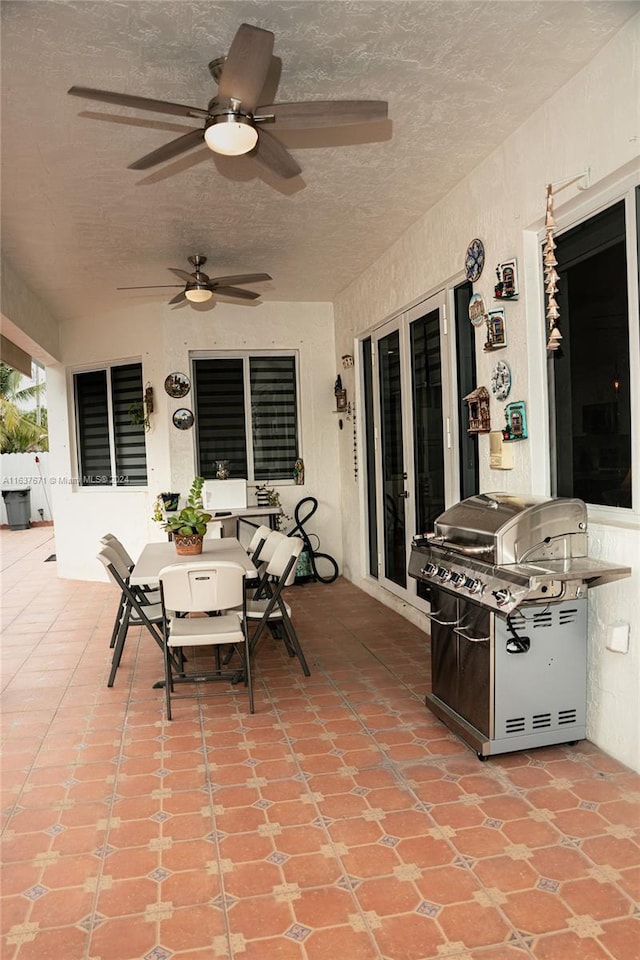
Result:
[130, 537, 258, 588]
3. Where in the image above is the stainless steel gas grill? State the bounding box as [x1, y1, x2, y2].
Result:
[409, 493, 631, 759]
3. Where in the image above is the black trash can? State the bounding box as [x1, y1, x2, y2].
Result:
[2, 487, 32, 530]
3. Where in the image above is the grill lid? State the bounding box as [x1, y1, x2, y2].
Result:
[431, 492, 587, 565]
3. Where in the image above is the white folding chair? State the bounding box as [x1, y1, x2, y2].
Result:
[97, 546, 168, 687]
[158, 560, 253, 720]
[246, 524, 272, 564]
[101, 533, 134, 568]
[100, 534, 160, 648]
[243, 536, 310, 676]
[250, 529, 287, 595]
[101, 533, 160, 594]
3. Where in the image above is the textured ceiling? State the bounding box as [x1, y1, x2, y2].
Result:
[1, 1, 638, 322]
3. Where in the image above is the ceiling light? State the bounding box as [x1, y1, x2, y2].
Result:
[185, 284, 212, 303]
[204, 114, 258, 156]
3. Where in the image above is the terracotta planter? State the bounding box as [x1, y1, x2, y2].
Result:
[173, 533, 204, 556]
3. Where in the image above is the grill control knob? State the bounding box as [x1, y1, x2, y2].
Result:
[421, 562, 438, 577]
[492, 588, 512, 607]
[449, 571, 465, 588]
[464, 577, 483, 594]
[437, 566, 451, 582]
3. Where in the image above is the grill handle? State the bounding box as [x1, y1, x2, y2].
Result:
[426, 610, 464, 627]
[454, 625, 491, 643]
[436, 539, 494, 558]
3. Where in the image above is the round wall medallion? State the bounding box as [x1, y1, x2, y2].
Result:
[164, 372, 190, 398]
[491, 360, 512, 400]
[465, 238, 485, 282]
[172, 407, 194, 430]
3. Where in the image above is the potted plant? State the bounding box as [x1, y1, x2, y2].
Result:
[255, 484, 290, 531]
[162, 476, 212, 555]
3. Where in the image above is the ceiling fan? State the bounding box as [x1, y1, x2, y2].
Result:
[117, 255, 271, 305]
[68, 22, 388, 180]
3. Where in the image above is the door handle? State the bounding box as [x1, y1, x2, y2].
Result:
[397, 490, 409, 498]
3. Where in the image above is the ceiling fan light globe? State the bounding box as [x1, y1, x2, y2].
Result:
[185, 286, 212, 303]
[204, 115, 258, 156]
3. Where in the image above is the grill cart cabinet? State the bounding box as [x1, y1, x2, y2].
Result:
[427, 587, 587, 758]
[409, 494, 630, 759]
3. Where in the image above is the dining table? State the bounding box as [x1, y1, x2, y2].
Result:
[130, 536, 258, 588]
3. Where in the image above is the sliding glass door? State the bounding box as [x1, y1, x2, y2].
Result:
[364, 291, 448, 602]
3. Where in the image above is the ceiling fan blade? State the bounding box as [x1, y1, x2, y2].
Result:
[218, 23, 274, 112]
[257, 99, 388, 128]
[253, 128, 301, 179]
[68, 86, 209, 119]
[128, 128, 205, 170]
[168, 268, 196, 281]
[117, 284, 183, 290]
[215, 286, 260, 301]
[168, 291, 187, 305]
[211, 272, 271, 287]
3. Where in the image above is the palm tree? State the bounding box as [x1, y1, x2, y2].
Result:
[0, 363, 48, 453]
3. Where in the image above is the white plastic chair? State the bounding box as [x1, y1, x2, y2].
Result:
[101, 533, 160, 596]
[97, 545, 167, 687]
[100, 534, 160, 647]
[101, 533, 135, 568]
[243, 536, 310, 676]
[250, 529, 287, 592]
[158, 560, 252, 720]
[246, 524, 272, 563]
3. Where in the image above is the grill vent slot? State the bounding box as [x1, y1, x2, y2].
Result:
[559, 608, 579, 626]
[533, 611, 553, 629]
[532, 712, 552, 729]
[558, 708, 577, 725]
[505, 717, 526, 733]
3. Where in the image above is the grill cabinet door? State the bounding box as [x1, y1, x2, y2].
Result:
[455, 599, 491, 737]
[430, 589, 491, 739]
[430, 589, 458, 709]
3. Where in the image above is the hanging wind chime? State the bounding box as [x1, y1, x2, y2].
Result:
[543, 184, 561, 352]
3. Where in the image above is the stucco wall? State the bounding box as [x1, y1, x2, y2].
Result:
[1, 256, 60, 364]
[47, 298, 339, 583]
[334, 17, 640, 770]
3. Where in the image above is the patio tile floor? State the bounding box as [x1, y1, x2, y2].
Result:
[1, 527, 638, 960]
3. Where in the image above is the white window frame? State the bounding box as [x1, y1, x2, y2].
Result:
[527, 170, 639, 523]
[190, 350, 302, 485]
[71, 357, 148, 489]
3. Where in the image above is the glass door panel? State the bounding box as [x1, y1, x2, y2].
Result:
[411, 308, 445, 535]
[378, 328, 407, 588]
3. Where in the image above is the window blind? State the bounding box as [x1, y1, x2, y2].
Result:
[194, 358, 248, 478]
[74, 363, 147, 487]
[250, 356, 298, 480]
[194, 355, 299, 481]
[112, 363, 147, 486]
[75, 370, 111, 484]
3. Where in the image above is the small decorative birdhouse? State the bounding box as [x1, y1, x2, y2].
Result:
[464, 386, 491, 434]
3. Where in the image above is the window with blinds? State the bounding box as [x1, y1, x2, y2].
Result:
[194, 354, 299, 481]
[74, 362, 147, 486]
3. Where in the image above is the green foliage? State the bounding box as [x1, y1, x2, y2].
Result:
[162, 477, 212, 536]
[255, 484, 290, 531]
[0, 363, 48, 453]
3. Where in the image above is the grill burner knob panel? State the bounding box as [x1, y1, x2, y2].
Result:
[449, 571, 465, 587]
[421, 562, 438, 577]
[437, 566, 452, 582]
